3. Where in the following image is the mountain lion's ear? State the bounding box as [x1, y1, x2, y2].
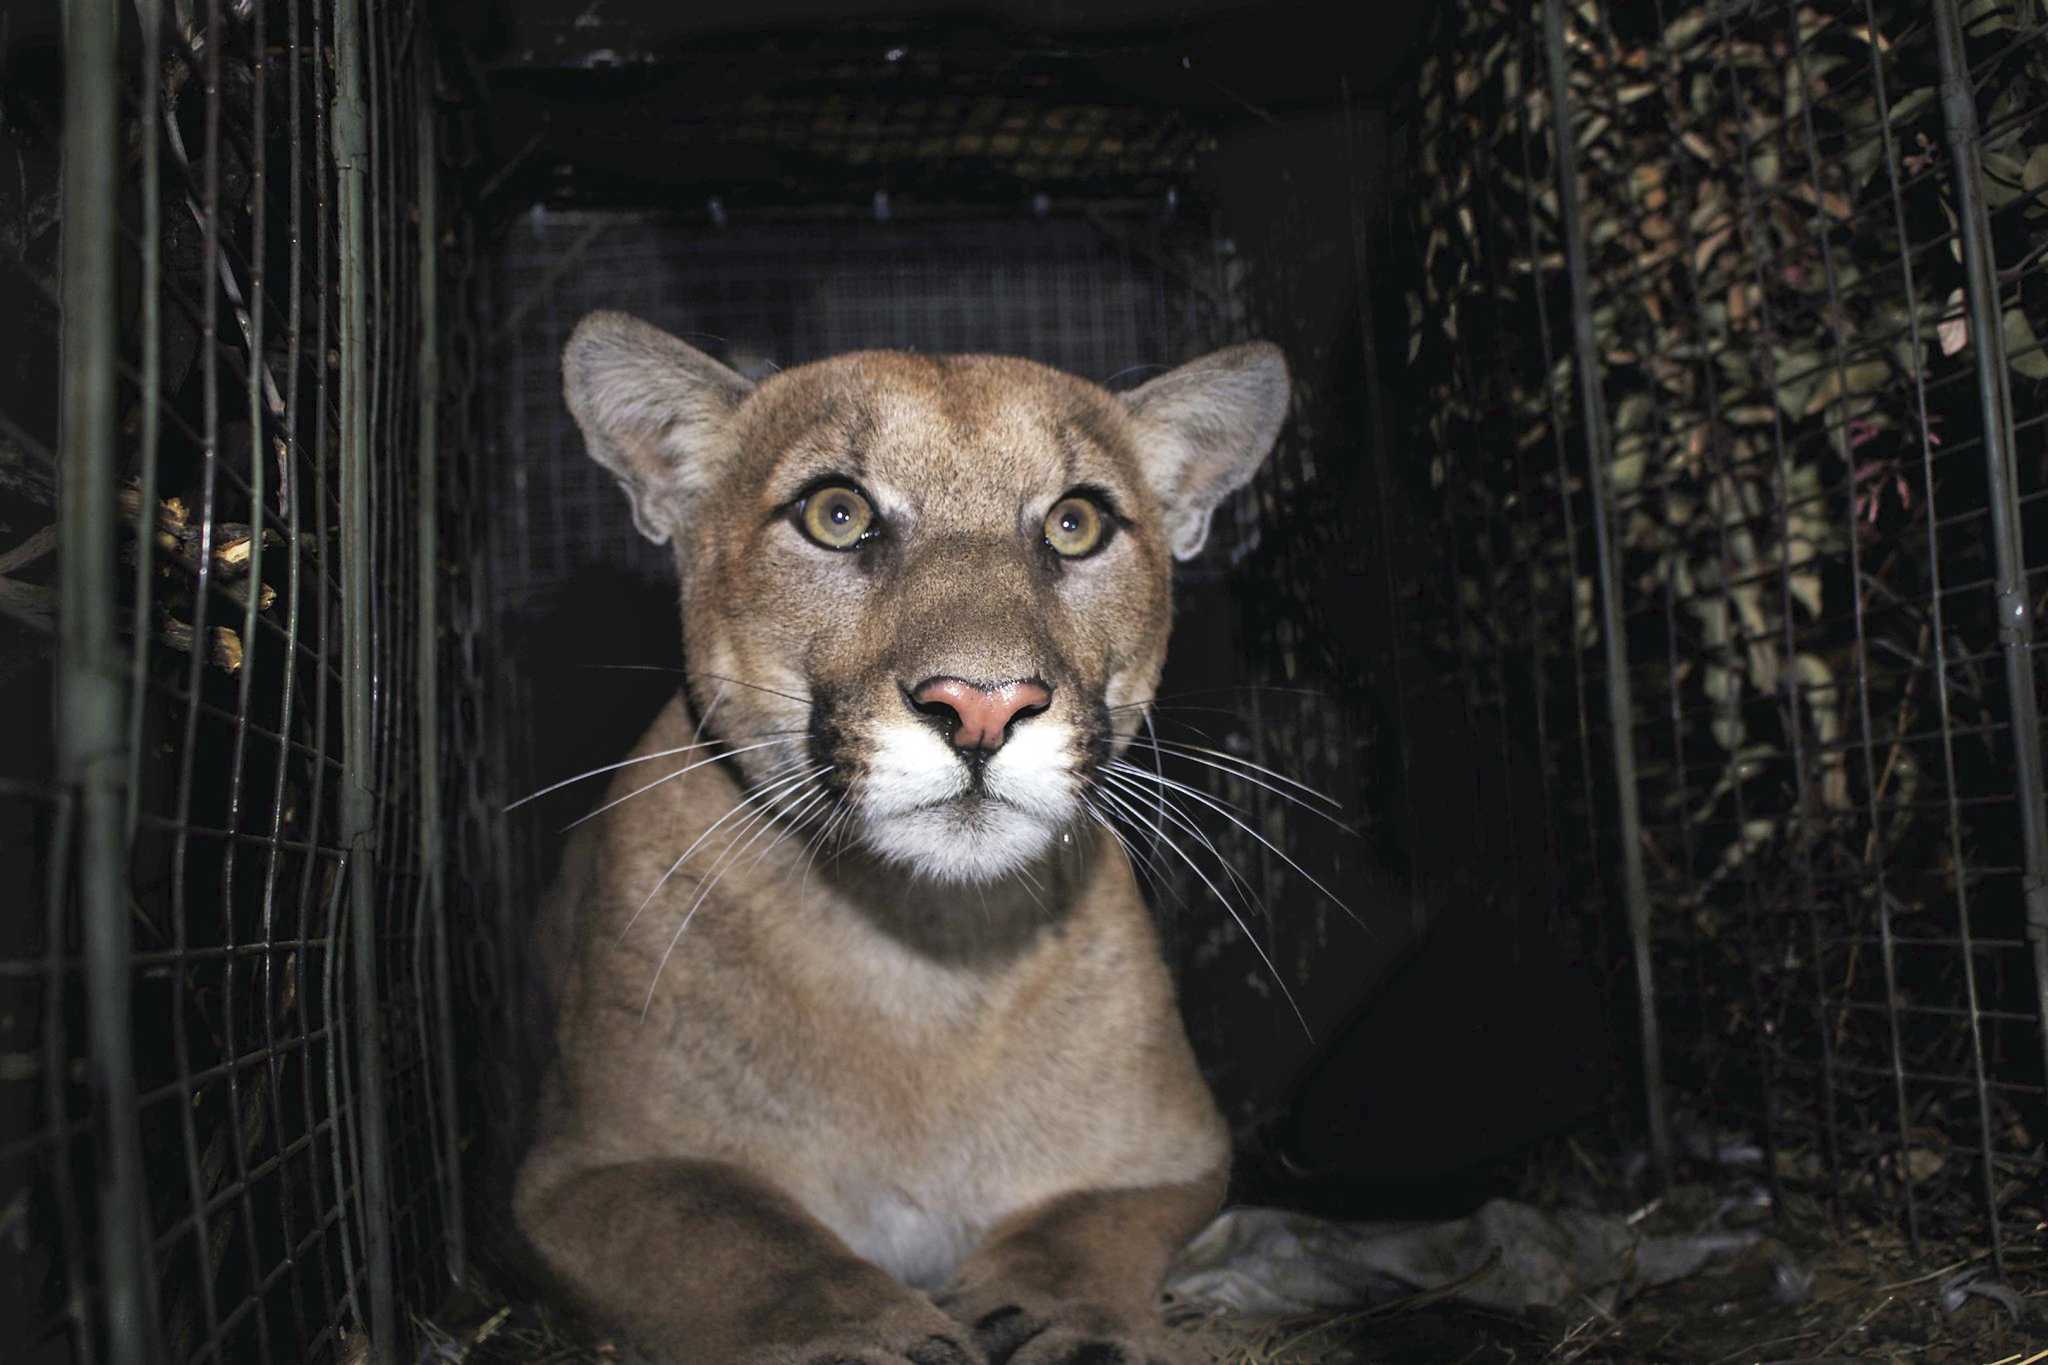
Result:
[1121, 342, 1291, 561]
[563, 311, 755, 545]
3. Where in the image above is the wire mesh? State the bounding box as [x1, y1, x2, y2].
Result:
[493, 212, 1221, 607]
[0, 1, 484, 1360]
[1394, 0, 2048, 1265]
[482, 27, 1213, 214]
[9, 0, 2043, 1355]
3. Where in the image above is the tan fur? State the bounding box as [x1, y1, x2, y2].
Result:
[515, 314, 1290, 1365]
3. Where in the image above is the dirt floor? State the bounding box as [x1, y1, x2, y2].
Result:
[419, 1197, 2044, 1365]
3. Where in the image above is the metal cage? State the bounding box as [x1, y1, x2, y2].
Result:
[1392, 0, 2048, 1269]
[2, 2, 495, 1362]
[7, 0, 2046, 1360]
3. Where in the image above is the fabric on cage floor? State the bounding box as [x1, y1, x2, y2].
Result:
[1162, 1201, 1756, 1320]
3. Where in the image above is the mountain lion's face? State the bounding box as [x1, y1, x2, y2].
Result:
[563, 314, 1289, 885]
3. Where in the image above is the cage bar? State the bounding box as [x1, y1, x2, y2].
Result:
[1541, 0, 1673, 1186]
[1839, 0, 1929, 1254]
[332, 0, 400, 1355]
[8, 4, 2046, 1361]
[1707, 0, 1852, 1217]
[1931, 0, 2048, 1142]
[56, 0, 156, 1360]
[416, 29, 468, 1289]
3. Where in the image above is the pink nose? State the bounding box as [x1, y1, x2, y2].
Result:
[910, 677, 1052, 751]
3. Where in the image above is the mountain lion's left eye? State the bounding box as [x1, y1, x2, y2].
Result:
[799, 484, 876, 550]
[1043, 494, 1109, 558]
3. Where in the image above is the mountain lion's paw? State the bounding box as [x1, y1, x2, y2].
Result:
[938, 1293, 1185, 1365]
[799, 1336, 980, 1365]
[999, 1324, 1185, 1365]
[743, 1299, 984, 1365]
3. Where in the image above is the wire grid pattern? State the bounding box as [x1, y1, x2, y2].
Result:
[431, 63, 516, 1277]
[0, 2, 473, 1361]
[725, 43, 1209, 206]
[491, 32, 1211, 213]
[493, 212, 1227, 617]
[1395, 0, 2047, 1266]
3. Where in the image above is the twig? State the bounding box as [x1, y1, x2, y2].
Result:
[1252, 1308, 1377, 1363]
[1873, 1251, 1986, 1294]
[1980, 1350, 2047, 1365]
[1710, 1331, 1821, 1365]
[0, 575, 55, 629]
[1816, 1293, 1894, 1358]
[1552, 1304, 1625, 1364]
[0, 524, 56, 575]
[1357, 1247, 1510, 1319]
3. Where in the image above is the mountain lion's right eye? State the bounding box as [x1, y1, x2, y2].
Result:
[1043, 493, 1110, 559]
[797, 484, 876, 550]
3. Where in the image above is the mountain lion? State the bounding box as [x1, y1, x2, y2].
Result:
[514, 312, 1291, 1365]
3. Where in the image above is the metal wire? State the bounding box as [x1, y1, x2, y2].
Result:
[11, 2, 2045, 1359]
[58, 3, 156, 1362]
[5, 1, 484, 1359]
[331, 0, 400, 1351]
[415, 25, 469, 1291]
[493, 212, 1214, 614]
[1398, 0, 2048, 1264]
[1932, 0, 2048, 1144]
[1542, 0, 1674, 1187]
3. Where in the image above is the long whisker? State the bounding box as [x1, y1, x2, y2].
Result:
[1104, 755, 1256, 817]
[745, 786, 834, 880]
[1090, 782, 1308, 1039]
[802, 777, 860, 908]
[638, 798, 796, 1013]
[1081, 749, 1196, 916]
[797, 810, 836, 908]
[693, 681, 729, 743]
[1011, 857, 1054, 921]
[641, 773, 828, 1016]
[1102, 762, 1363, 931]
[720, 785, 836, 928]
[825, 781, 864, 860]
[791, 789, 843, 855]
[619, 763, 831, 938]
[1120, 708, 1261, 734]
[1103, 740, 1356, 837]
[1104, 683, 1332, 711]
[1091, 775, 1271, 927]
[1114, 734, 1345, 810]
[693, 670, 815, 708]
[808, 800, 850, 869]
[562, 739, 808, 832]
[1083, 794, 1181, 909]
[572, 662, 689, 673]
[504, 729, 803, 812]
[1092, 767, 1253, 887]
[1138, 708, 1172, 859]
[790, 794, 839, 879]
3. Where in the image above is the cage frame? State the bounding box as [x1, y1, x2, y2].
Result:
[14, 0, 2048, 1360]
